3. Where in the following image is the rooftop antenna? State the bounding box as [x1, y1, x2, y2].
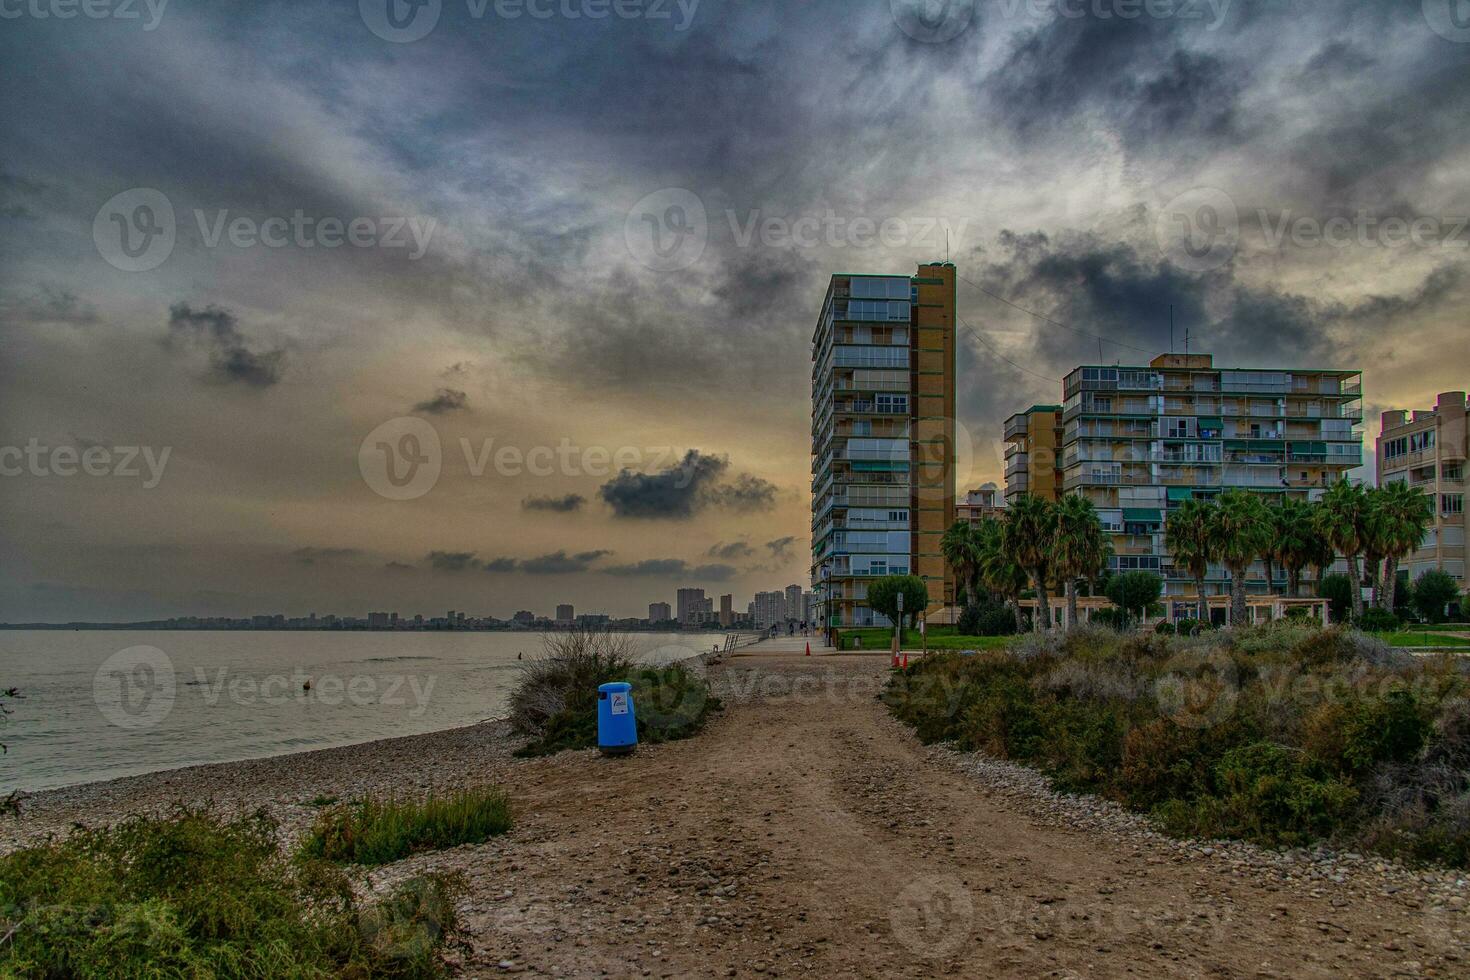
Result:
[1170, 304, 1175, 353]
[1185, 327, 1191, 356]
[945, 228, 950, 264]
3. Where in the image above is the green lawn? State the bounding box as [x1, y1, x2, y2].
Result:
[834, 626, 1015, 652]
[1381, 631, 1470, 648]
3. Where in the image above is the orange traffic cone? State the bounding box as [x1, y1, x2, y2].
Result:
[805, 641, 811, 657]
[902, 652, 909, 668]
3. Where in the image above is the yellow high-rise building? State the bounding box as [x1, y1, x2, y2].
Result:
[810, 263, 957, 636]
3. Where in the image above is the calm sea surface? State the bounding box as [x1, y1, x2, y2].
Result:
[0, 630, 725, 793]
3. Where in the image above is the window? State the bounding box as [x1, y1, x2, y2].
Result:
[1384, 437, 1408, 460]
[1444, 462, 1465, 481]
[1444, 494, 1464, 516]
[1410, 430, 1436, 453]
[875, 394, 908, 414]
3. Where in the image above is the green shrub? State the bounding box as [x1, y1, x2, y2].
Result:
[1198, 742, 1358, 846]
[299, 787, 511, 866]
[958, 597, 1018, 636]
[0, 809, 460, 978]
[510, 630, 721, 756]
[1342, 689, 1433, 772]
[1154, 621, 1177, 635]
[884, 628, 1470, 867]
[1413, 570, 1462, 624]
[1355, 607, 1401, 633]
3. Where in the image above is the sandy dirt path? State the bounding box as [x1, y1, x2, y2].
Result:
[430, 645, 1465, 977]
[7, 643, 1467, 977]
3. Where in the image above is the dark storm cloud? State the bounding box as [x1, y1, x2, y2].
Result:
[986, 13, 1245, 153]
[960, 227, 1465, 410]
[707, 541, 754, 560]
[166, 303, 286, 388]
[482, 550, 612, 574]
[384, 561, 415, 572]
[413, 388, 469, 415]
[765, 536, 797, 559]
[522, 493, 587, 513]
[599, 450, 776, 519]
[426, 551, 480, 572]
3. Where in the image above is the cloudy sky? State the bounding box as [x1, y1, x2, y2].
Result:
[1, 0, 1467, 621]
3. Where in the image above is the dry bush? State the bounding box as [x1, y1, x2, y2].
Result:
[507, 630, 636, 737]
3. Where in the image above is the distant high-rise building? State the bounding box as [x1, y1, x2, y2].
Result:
[811, 263, 957, 636]
[555, 604, 574, 624]
[753, 591, 786, 629]
[1378, 391, 1467, 591]
[649, 601, 672, 623]
[784, 584, 803, 622]
[676, 588, 707, 625]
[512, 610, 535, 626]
[719, 594, 734, 627]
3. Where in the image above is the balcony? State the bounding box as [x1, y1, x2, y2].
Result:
[1004, 416, 1029, 441]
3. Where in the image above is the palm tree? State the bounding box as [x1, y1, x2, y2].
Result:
[976, 518, 1029, 633]
[1374, 481, 1435, 612]
[1005, 494, 1059, 632]
[1361, 487, 1391, 609]
[1054, 495, 1109, 629]
[1165, 498, 1216, 623]
[1316, 479, 1369, 622]
[940, 521, 982, 614]
[1209, 490, 1272, 627]
[1275, 498, 1326, 598]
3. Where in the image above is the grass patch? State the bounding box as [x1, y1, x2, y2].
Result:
[298, 786, 511, 866]
[884, 623, 1470, 867]
[1381, 632, 1470, 648]
[836, 626, 1015, 652]
[0, 808, 461, 978]
[509, 630, 721, 756]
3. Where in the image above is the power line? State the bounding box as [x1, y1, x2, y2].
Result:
[955, 272, 1157, 356]
[956, 315, 1061, 384]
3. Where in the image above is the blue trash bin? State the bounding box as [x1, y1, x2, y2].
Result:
[597, 681, 637, 756]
